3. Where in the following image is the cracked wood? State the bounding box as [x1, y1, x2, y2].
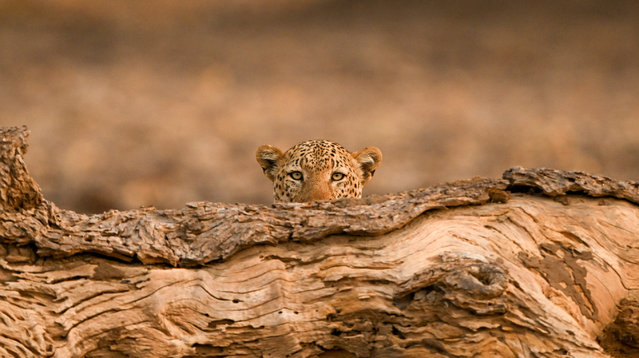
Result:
[1, 126, 639, 357]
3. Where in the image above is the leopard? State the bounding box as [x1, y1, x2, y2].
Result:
[256, 139, 382, 203]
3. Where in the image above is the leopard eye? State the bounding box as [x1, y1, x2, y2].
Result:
[331, 172, 345, 181]
[289, 171, 303, 180]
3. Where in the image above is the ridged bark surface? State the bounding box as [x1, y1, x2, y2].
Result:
[1, 126, 638, 357]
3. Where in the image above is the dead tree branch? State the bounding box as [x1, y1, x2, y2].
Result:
[0, 126, 638, 357]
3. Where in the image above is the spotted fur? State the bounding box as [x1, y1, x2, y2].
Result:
[256, 140, 382, 203]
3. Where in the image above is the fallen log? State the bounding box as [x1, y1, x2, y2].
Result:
[0, 126, 638, 357]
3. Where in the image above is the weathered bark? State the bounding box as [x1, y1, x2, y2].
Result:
[1, 126, 638, 357]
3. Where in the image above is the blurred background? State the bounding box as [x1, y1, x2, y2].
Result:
[1, 0, 638, 213]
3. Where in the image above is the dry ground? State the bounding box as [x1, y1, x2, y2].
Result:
[1, 0, 638, 213]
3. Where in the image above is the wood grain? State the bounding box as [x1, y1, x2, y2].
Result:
[1, 126, 638, 357]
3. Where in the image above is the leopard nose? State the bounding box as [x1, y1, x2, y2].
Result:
[306, 190, 332, 201]
[299, 181, 333, 202]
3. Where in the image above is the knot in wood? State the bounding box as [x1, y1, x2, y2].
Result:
[441, 263, 508, 300]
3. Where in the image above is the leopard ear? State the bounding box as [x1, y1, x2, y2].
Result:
[256, 145, 284, 182]
[351, 146, 382, 184]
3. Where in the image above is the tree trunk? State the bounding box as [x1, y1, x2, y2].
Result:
[1, 126, 638, 357]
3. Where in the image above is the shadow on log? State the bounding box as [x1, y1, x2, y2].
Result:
[1, 126, 638, 357]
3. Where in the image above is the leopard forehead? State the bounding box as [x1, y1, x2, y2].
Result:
[282, 139, 354, 171]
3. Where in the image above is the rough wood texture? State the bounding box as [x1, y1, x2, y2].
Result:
[1, 126, 638, 357]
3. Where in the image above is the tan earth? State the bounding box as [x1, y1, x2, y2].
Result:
[1, 0, 638, 213]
